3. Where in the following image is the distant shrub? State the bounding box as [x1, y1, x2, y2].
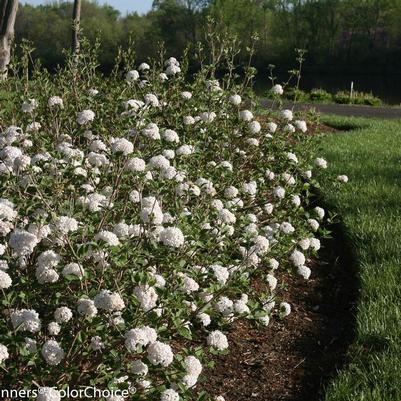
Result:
[334, 91, 351, 104]
[283, 87, 309, 102]
[334, 90, 382, 106]
[353, 91, 382, 106]
[310, 88, 332, 102]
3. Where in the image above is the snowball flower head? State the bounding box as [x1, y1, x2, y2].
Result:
[280, 302, 291, 317]
[77, 110, 95, 125]
[290, 249, 306, 267]
[271, 84, 284, 95]
[54, 307, 73, 323]
[142, 123, 161, 140]
[211, 264, 229, 285]
[229, 94, 242, 105]
[9, 229, 39, 256]
[314, 206, 325, 219]
[134, 285, 158, 312]
[90, 336, 104, 351]
[37, 388, 61, 401]
[111, 138, 134, 155]
[249, 120, 261, 134]
[41, 340, 64, 365]
[266, 274, 278, 290]
[131, 359, 148, 375]
[294, 120, 307, 133]
[315, 157, 328, 169]
[165, 63, 181, 76]
[126, 69, 139, 82]
[308, 218, 320, 232]
[310, 237, 321, 251]
[242, 181, 257, 196]
[62, 262, 84, 278]
[27, 122, 41, 132]
[273, 186, 285, 199]
[181, 91, 192, 100]
[77, 299, 98, 318]
[160, 227, 185, 248]
[126, 157, 146, 172]
[163, 129, 180, 143]
[95, 231, 120, 246]
[10, 309, 41, 333]
[147, 341, 174, 367]
[184, 355, 203, 376]
[267, 122, 277, 133]
[125, 326, 157, 351]
[0, 199, 17, 221]
[224, 186, 238, 199]
[297, 265, 311, 280]
[197, 312, 211, 326]
[200, 111, 216, 123]
[218, 208, 236, 225]
[148, 155, 170, 170]
[207, 330, 228, 350]
[138, 62, 150, 71]
[144, 93, 159, 107]
[269, 258, 279, 270]
[0, 344, 9, 364]
[337, 174, 348, 183]
[280, 222, 295, 234]
[239, 110, 253, 122]
[253, 235, 270, 254]
[215, 296, 234, 316]
[24, 338, 37, 353]
[159, 72, 168, 82]
[281, 109, 293, 121]
[22, 99, 38, 113]
[48, 322, 61, 336]
[48, 96, 63, 108]
[176, 144, 194, 156]
[161, 389, 180, 401]
[298, 238, 311, 250]
[291, 194, 301, 207]
[94, 289, 125, 312]
[0, 270, 12, 289]
[183, 115, 195, 125]
[53, 216, 78, 234]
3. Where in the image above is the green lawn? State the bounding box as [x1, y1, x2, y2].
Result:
[317, 116, 401, 401]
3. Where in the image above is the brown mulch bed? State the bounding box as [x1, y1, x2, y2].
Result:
[198, 221, 358, 401]
[307, 122, 338, 135]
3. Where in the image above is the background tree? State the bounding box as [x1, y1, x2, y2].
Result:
[11, 0, 401, 75]
[72, 0, 81, 53]
[0, 0, 18, 79]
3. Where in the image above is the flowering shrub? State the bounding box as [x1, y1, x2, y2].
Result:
[0, 43, 347, 401]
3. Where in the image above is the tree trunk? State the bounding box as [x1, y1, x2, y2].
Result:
[0, 0, 18, 80]
[72, 0, 81, 54]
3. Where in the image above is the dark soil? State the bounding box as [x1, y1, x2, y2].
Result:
[198, 220, 359, 401]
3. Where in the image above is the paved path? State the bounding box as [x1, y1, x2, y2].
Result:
[261, 99, 401, 119]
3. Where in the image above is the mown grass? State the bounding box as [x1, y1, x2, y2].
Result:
[317, 115, 401, 401]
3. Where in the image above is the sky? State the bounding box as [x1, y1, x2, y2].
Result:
[21, 0, 154, 15]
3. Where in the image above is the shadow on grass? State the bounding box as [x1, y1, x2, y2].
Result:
[291, 193, 360, 401]
[320, 116, 370, 132]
